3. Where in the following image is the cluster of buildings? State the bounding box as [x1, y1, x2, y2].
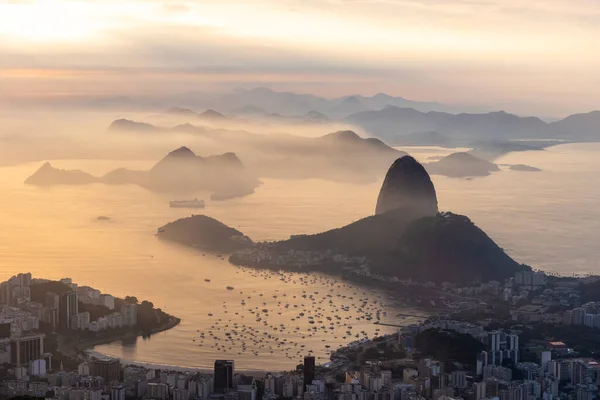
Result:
[231, 247, 367, 271]
[0, 273, 137, 335]
[391, 314, 600, 400]
[1, 356, 318, 400]
[0, 273, 143, 379]
[399, 319, 520, 369]
[561, 302, 600, 329]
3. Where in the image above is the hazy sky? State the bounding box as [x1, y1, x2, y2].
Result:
[1, 0, 599, 116]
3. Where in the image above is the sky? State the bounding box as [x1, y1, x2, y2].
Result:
[0, 0, 599, 116]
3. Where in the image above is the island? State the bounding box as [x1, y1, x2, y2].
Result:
[509, 164, 542, 172]
[157, 214, 253, 253]
[25, 147, 261, 200]
[158, 155, 529, 285]
[424, 152, 500, 178]
[24, 162, 97, 186]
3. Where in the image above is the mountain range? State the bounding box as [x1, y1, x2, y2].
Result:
[108, 118, 404, 183]
[346, 107, 600, 143]
[25, 147, 260, 199]
[98, 86, 600, 145]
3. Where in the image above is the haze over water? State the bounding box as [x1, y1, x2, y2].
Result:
[0, 143, 598, 370]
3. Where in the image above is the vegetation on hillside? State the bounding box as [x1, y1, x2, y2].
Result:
[415, 328, 485, 367]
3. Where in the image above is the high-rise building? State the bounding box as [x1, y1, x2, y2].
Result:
[381, 371, 392, 387]
[304, 356, 316, 387]
[214, 360, 235, 393]
[59, 291, 78, 330]
[90, 357, 121, 383]
[17, 273, 32, 288]
[475, 382, 487, 400]
[10, 333, 45, 368]
[450, 371, 468, 389]
[148, 382, 170, 400]
[541, 351, 552, 372]
[111, 386, 125, 400]
[477, 351, 488, 376]
[121, 303, 137, 326]
[489, 331, 501, 352]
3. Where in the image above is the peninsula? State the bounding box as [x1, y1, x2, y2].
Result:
[158, 156, 529, 285]
[0, 273, 180, 371]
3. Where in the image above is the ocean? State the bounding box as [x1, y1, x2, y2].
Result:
[0, 142, 598, 370]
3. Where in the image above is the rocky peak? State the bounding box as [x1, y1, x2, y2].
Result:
[375, 156, 438, 216]
[199, 109, 227, 119]
[166, 146, 196, 158]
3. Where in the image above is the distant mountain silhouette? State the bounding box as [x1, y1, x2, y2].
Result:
[424, 152, 500, 178]
[204, 87, 474, 116]
[375, 156, 438, 216]
[317, 130, 398, 155]
[346, 107, 548, 142]
[172, 123, 206, 134]
[199, 109, 228, 120]
[327, 96, 371, 117]
[347, 106, 600, 142]
[108, 119, 207, 135]
[165, 107, 229, 121]
[549, 110, 600, 140]
[166, 107, 198, 117]
[393, 131, 457, 147]
[108, 119, 160, 133]
[25, 162, 98, 186]
[302, 110, 329, 122]
[26, 148, 260, 199]
[248, 130, 405, 183]
[233, 104, 268, 115]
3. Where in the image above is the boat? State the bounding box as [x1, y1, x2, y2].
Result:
[226, 286, 234, 290]
[204, 279, 211, 282]
[169, 198, 205, 208]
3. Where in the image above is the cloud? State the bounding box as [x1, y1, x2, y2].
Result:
[161, 3, 190, 13]
[0, 0, 599, 115]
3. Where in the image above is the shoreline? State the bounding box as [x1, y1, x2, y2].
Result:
[78, 316, 181, 351]
[60, 316, 181, 359]
[83, 350, 271, 377]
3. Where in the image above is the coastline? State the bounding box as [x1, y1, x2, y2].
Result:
[60, 316, 181, 359]
[78, 316, 181, 351]
[83, 351, 270, 377]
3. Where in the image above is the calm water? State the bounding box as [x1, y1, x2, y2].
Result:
[0, 143, 598, 369]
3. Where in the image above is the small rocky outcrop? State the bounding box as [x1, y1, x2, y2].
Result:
[375, 156, 438, 216]
[509, 164, 541, 172]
